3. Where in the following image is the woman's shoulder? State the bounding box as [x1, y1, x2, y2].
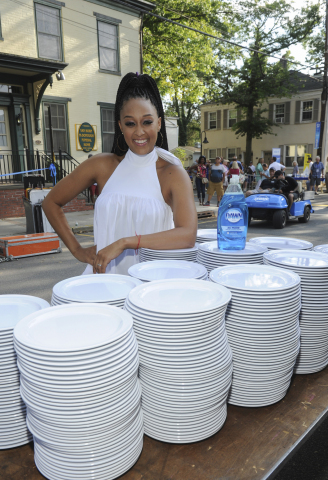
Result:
[157, 157, 190, 181]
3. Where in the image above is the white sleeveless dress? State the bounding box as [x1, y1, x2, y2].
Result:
[83, 147, 183, 275]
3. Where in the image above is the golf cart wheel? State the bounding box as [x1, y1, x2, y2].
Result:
[298, 205, 311, 223]
[272, 210, 287, 229]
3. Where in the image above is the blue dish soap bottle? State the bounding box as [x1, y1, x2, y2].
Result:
[217, 175, 248, 250]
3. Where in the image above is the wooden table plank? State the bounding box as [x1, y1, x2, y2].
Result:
[1, 368, 327, 480]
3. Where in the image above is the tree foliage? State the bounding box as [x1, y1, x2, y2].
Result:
[142, 0, 235, 146]
[213, 0, 321, 165]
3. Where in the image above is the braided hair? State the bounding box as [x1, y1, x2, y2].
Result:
[111, 72, 168, 155]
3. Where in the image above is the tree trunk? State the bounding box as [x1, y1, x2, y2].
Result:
[245, 105, 254, 166]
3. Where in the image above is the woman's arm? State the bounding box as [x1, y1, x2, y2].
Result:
[93, 165, 198, 273]
[42, 154, 117, 265]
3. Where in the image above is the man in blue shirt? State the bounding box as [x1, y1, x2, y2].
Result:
[310, 156, 325, 195]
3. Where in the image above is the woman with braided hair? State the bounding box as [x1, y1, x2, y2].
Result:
[43, 72, 197, 274]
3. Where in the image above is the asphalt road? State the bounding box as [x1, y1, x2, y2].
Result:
[1, 193, 328, 479]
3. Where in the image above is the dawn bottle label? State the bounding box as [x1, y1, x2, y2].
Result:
[221, 208, 245, 233]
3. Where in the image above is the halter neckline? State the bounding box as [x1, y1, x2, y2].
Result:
[123, 147, 183, 168]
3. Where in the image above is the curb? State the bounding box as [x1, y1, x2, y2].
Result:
[72, 225, 94, 234]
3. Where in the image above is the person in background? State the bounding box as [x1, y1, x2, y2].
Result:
[191, 156, 207, 205]
[255, 158, 264, 183]
[229, 156, 243, 171]
[228, 160, 240, 178]
[274, 170, 298, 211]
[269, 156, 286, 172]
[310, 156, 325, 195]
[205, 157, 226, 206]
[245, 160, 256, 190]
[292, 160, 299, 177]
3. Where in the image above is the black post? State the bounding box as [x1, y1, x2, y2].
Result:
[59, 146, 63, 180]
[48, 106, 55, 162]
[36, 149, 41, 171]
[317, 0, 328, 160]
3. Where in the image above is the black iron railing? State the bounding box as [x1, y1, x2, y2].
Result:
[0, 149, 90, 202]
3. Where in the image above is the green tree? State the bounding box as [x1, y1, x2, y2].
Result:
[142, 0, 235, 146]
[213, 0, 320, 165]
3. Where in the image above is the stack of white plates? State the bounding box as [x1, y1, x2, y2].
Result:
[197, 241, 267, 273]
[314, 244, 328, 254]
[51, 274, 142, 308]
[249, 236, 313, 250]
[0, 295, 49, 449]
[13, 304, 143, 480]
[196, 229, 217, 243]
[210, 265, 301, 407]
[263, 250, 328, 374]
[128, 260, 208, 282]
[139, 246, 198, 263]
[125, 279, 233, 443]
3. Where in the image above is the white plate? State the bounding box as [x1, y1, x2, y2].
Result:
[264, 250, 328, 268]
[53, 274, 142, 303]
[314, 244, 328, 253]
[128, 279, 231, 314]
[0, 295, 49, 332]
[128, 260, 207, 282]
[198, 241, 267, 255]
[14, 304, 133, 353]
[209, 264, 300, 291]
[249, 236, 313, 250]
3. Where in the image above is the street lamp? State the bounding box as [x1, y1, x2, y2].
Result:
[200, 130, 209, 156]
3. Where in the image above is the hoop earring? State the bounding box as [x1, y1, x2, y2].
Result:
[157, 131, 163, 148]
[116, 133, 128, 153]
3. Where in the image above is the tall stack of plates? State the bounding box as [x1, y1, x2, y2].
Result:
[197, 241, 267, 273]
[314, 244, 328, 254]
[51, 274, 142, 307]
[263, 250, 328, 374]
[13, 304, 143, 480]
[139, 246, 198, 263]
[196, 229, 217, 243]
[125, 279, 233, 443]
[128, 260, 208, 282]
[249, 236, 313, 251]
[210, 265, 301, 407]
[0, 295, 49, 449]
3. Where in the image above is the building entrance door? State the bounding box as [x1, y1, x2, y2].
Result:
[263, 151, 271, 164]
[0, 107, 12, 155]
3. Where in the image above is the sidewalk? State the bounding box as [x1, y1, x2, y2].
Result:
[0, 210, 95, 238]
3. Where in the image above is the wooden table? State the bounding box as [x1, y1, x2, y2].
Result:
[1, 368, 328, 480]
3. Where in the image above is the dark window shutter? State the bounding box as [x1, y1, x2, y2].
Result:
[279, 145, 284, 164]
[237, 147, 241, 158]
[285, 102, 290, 124]
[308, 144, 313, 156]
[217, 110, 221, 130]
[295, 101, 301, 124]
[223, 109, 228, 129]
[237, 109, 241, 122]
[313, 98, 320, 122]
[204, 111, 208, 130]
[269, 104, 274, 122]
[217, 148, 221, 157]
[204, 148, 208, 159]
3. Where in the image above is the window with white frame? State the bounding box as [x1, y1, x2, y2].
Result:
[101, 108, 115, 152]
[98, 21, 119, 72]
[208, 112, 216, 129]
[209, 149, 217, 161]
[285, 144, 308, 167]
[275, 104, 285, 123]
[35, 3, 62, 61]
[228, 110, 237, 128]
[301, 101, 313, 122]
[228, 148, 236, 160]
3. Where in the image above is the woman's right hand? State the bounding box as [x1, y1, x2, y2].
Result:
[73, 245, 97, 265]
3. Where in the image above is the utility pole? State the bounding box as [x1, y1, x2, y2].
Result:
[317, 0, 328, 165]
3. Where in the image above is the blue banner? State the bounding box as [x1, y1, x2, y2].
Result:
[272, 148, 281, 163]
[0, 168, 47, 178]
[315, 122, 321, 149]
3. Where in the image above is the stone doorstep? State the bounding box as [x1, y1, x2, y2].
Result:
[71, 225, 94, 234]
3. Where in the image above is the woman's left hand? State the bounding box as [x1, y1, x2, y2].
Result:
[93, 239, 125, 274]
